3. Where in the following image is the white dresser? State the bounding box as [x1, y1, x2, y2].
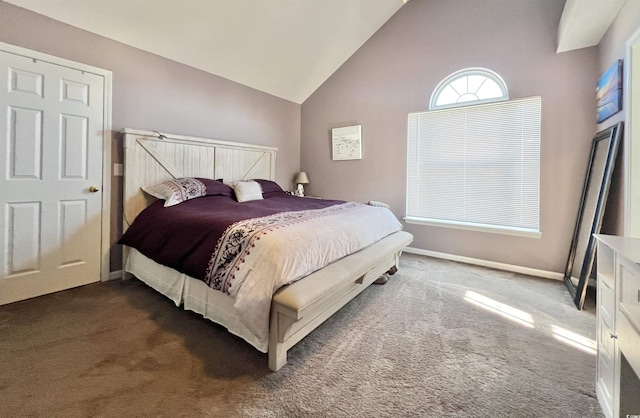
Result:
[595, 235, 640, 418]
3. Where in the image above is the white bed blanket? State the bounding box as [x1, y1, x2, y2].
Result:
[204, 201, 402, 347]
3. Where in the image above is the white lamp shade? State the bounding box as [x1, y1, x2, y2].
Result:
[294, 172, 309, 184]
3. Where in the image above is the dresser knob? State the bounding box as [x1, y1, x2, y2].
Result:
[610, 333, 618, 339]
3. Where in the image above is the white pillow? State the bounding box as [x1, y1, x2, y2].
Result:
[233, 181, 264, 202]
[141, 178, 206, 207]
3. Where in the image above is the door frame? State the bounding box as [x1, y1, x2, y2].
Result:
[625, 27, 640, 237]
[0, 41, 113, 281]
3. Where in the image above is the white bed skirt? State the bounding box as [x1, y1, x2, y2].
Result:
[126, 248, 266, 352]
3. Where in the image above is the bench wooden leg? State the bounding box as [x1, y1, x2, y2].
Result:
[268, 344, 287, 371]
[268, 310, 287, 371]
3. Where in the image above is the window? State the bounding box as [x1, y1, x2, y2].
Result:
[406, 68, 540, 238]
[430, 68, 508, 110]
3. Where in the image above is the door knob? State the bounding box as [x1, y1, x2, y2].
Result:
[89, 185, 100, 193]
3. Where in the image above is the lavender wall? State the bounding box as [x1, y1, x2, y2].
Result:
[301, 0, 599, 273]
[0, 1, 301, 272]
[597, 2, 640, 236]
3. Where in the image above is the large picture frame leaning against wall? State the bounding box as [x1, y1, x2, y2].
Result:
[564, 122, 623, 310]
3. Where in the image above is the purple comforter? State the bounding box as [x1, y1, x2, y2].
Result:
[119, 193, 344, 281]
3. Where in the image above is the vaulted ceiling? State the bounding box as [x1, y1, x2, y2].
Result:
[3, 0, 627, 104]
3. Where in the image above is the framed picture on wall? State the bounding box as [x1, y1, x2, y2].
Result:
[596, 59, 623, 123]
[331, 125, 362, 160]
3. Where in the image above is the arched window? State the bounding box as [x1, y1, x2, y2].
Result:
[429, 68, 508, 110]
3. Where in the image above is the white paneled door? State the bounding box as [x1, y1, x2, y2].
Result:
[0, 49, 106, 305]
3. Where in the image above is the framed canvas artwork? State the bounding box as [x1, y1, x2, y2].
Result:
[596, 59, 623, 123]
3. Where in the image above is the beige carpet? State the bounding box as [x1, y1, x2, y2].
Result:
[0, 254, 601, 417]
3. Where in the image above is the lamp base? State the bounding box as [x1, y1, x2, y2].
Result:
[295, 184, 305, 197]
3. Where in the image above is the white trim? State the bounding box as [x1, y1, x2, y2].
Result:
[406, 97, 541, 236]
[101, 64, 113, 282]
[404, 217, 542, 239]
[0, 42, 114, 282]
[429, 67, 509, 110]
[108, 270, 123, 281]
[624, 27, 640, 238]
[403, 247, 563, 281]
[0, 42, 113, 77]
[121, 128, 278, 152]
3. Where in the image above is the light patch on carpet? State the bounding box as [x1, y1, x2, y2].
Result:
[463, 290, 597, 355]
[464, 290, 535, 328]
[551, 324, 597, 355]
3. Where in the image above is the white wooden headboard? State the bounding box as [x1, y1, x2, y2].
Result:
[121, 128, 277, 230]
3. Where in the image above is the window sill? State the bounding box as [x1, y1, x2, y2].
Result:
[403, 216, 542, 239]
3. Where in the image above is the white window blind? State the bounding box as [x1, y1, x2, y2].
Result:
[406, 96, 541, 235]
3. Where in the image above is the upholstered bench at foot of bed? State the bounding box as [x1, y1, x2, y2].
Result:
[268, 230, 413, 371]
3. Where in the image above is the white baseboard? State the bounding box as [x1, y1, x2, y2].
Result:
[108, 270, 123, 281]
[403, 247, 564, 281]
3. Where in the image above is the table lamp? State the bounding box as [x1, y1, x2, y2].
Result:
[294, 172, 309, 196]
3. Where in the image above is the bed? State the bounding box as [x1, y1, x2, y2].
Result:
[120, 128, 413, 370]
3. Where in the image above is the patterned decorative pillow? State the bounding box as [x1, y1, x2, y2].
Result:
[142, 178, 207, 207]
[232, 180, 264, 202]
